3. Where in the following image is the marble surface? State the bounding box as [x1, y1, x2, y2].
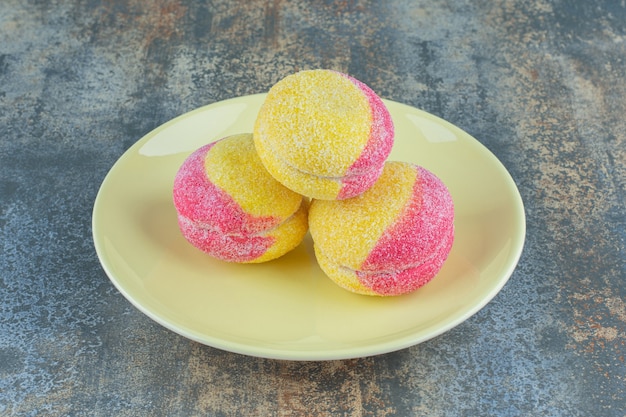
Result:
[1, 1, 624, 416]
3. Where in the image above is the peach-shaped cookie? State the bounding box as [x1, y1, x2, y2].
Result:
[173, 134, 308, 263]
[309, 161, 454, 296]
[253, 69, 394, 200]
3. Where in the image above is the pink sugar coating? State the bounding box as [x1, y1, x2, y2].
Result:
[358, 166, 454, 295]
[357, 226, 454, 296]
[173, 142, 279, 235]
[337, 164, 385, 201]
[337, 74, 394, 200]
[172, 140, 286, 262]
[177, 216, 274, 262]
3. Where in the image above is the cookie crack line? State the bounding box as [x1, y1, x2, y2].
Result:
[335, 255, 435, 277]
[318, 228, 453, 276]
[178, 200, 305, 238]
[256, 133, 379, 180]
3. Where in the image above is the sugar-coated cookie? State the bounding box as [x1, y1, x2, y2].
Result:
[309, 161, 454, 296]
[173, 134, 308, 263]
[254, 69, 394, 200]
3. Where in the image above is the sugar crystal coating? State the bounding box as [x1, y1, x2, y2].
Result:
[253, 69, 394, 200]
[309, 161, 454, 296]
[173, 134, 308, 263]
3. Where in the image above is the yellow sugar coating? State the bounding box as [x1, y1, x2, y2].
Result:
[253, 128, 342, 199]
[254, 69, 372, 177]
[205, 133, 302, 219]
[309, 161, 417, 269]
[314, 245, 377, 295]
[253, 200, 309, 263]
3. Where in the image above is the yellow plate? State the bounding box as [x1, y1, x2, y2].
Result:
[92, 94, 525, 360]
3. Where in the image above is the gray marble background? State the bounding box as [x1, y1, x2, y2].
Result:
[1, 1, 624, 416]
